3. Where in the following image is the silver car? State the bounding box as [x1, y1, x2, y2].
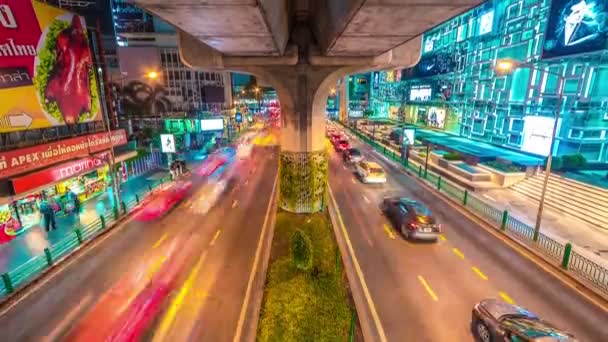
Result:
[472, 299, 577, 342]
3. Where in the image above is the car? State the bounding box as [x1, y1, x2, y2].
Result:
[355, 161, 386, 184]
[343, 148, 363, 164]
[330, 132, 344, 143]
[381, 197, 440, 241]
[471, 299, 577, 342]
[335, 139, 350, 152]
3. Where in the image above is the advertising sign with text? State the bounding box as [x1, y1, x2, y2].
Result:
[0, 129, 127, 179]
[0, 1, 101, 133]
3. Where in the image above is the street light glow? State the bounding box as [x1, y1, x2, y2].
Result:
[494, 59, 520, 75]
[330, 87, 336, 95]
[146, 71, 159, 79]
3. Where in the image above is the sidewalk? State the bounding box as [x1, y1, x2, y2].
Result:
[0, 168, 169, 274]
[483, 189, 608, 261]
[344, 124, 608, 267]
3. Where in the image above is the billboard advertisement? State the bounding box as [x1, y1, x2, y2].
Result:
[409, 85, 432, 101]
[201, 118, 224, 131]
[543, 0, 608, 59]
[0, 1, 101, 133]
[0, 129, 127, 179]
[522, 116, 559, 156]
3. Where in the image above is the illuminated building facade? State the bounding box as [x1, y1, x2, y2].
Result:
[371, 0, 608, 163]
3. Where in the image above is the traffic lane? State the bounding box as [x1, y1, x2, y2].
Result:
[0, 194, 205, 341]
[149, 146, 278, 342]
[330, 152, 501, 342]
[0, 155, 256, 341]
[348, 137, 608, 341]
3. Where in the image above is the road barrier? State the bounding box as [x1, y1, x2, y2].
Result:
[0, 177, 169, 299]
[342, 123, 608, 295]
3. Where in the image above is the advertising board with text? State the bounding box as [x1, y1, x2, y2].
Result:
[0, 129, 127, 179]
[0, 1, 101, 133]
[201, 118, 224, 131]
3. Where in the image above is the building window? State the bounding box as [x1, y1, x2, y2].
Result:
[569, 129, 583, 138]
[583, 130, 602, 139]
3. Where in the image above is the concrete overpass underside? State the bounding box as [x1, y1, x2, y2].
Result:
[135, 0, 484, 213]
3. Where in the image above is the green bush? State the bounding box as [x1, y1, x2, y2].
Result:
[483, 161, 523, 173]
[258, 212, 352, 342]
[443, 152, 461, 161]
[561, 154, 587, 170]
[549, 156, 563, 170]
[291, 229, 313, 271]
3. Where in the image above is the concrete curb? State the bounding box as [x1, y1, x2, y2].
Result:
[242, 179, 279, 342]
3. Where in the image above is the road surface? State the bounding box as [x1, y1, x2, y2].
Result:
[0, 146, 278, 342]
[329, 134, 608, 342]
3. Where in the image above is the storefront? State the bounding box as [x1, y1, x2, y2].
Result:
[0, 129, 130, 243]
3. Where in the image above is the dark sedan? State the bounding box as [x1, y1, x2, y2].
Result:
[381, 197, 441, 241]
[472, 299, 577, 342]
[343, 148, 363, 164]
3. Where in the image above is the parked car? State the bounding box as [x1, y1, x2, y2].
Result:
[471, 299, 577, 342]
[343, 148, 363, 164]
[355, 161, 386, 184]
[381, 197, 440, 241]
[335, 139, 350, 152]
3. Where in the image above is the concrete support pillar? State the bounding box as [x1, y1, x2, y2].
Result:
[262, 65, 335, 213]
[339, 77, 349, 123]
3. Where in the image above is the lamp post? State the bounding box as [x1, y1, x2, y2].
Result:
[494, 58, 565, 241]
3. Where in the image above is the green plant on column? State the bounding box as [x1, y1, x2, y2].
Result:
[291, 229, 313, 271]
[279, 150, 328, 213]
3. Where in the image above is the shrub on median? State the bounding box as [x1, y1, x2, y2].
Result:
[258, 212, 351, 342]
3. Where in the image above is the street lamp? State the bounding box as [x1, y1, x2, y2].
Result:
[493, 58, 565, 241]
[146, 71, 159, 80]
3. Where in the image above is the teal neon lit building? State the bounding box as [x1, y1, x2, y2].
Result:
[368, 0, 608, 163]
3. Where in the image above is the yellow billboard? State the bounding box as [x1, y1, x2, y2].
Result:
[0, 1, 101, 133]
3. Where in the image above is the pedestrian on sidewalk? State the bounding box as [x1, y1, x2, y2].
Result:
[39, 198, 57, 232]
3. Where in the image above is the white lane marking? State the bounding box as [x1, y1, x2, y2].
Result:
[329, 186, 388, 342]
[42, 293, 93, 342]
[232, 200, 239, 208]
[343, 164, 347, 170]
[362, 194, 371, 204]
[483, 194, 496, 202]
[233, 175, 278, 342]
[351, 178, 357, 185]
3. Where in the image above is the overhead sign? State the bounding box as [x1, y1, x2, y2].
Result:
[0, 1, 102, 133]
[201, 118, 224, 131]
[542, 0, 608, 59]
[161, 134, 176, 153]
[403, 129, 415, 145]
[0, 129, 127, 179]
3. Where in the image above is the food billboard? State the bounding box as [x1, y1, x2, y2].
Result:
[0, 1, 101, 133]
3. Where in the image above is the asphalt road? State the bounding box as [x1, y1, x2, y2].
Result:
[329, 133, 608, 342]
[0, 145, 278, 342]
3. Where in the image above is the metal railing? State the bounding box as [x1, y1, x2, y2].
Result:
[342, 122, 608, 295]
[0, 177, 170, 298]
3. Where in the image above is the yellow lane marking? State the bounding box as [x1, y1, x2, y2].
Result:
[439, 234, 446, 241]
[232, 200, 238, 208]
[383, 224, 396, 240]
[152, 251, 208, 342]
[452, 247, 465, 259]
[210, 229, 221, 246]
[328, 186, 388, 342]
[153, 233, 168, 249]
[499, 291, 516, 305]
[418, 275, 438, 302]
[472, 266, 489, 281]
[351, 178, 357, 184]
[362, 194, 371, 204]
[146, 255, 167, 280]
